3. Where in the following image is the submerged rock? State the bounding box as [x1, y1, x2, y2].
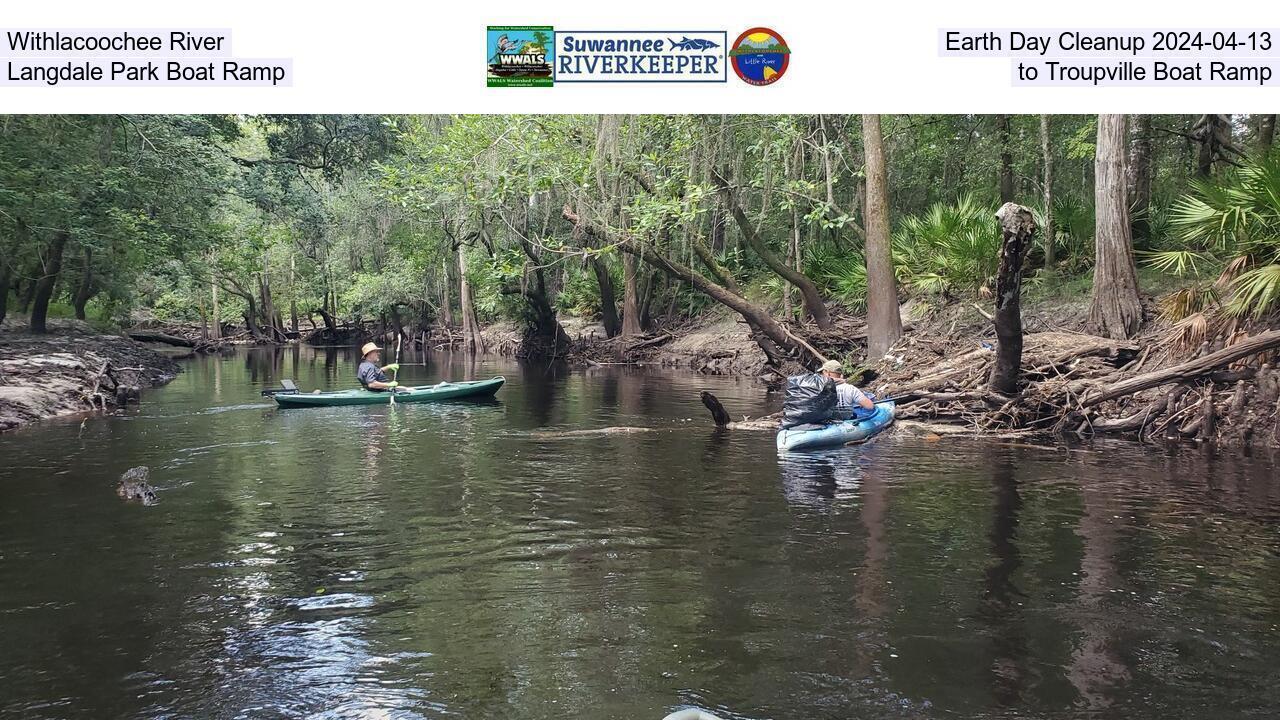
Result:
[117, 466, 158, 506]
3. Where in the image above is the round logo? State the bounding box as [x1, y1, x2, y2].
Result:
[730, 27, 790, 86]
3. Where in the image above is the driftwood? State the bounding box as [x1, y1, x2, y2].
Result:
[699, 391, 780, 430]
[626, 333, 673, 351]
[701, 391, 732, 427]
[1081, 330, 1280, 407]
[127, 329, 194, 347]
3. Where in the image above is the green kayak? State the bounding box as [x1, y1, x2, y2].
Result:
[273, 376, 504, 408]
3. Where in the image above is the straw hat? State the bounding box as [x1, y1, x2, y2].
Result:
[360, 342, 382, 358]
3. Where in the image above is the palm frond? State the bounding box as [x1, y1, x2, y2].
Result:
[1138, 249, 1206, 277]
[1226, 263, 1280, 318]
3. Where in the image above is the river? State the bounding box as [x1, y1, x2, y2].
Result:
[1, 347, 1278, 719]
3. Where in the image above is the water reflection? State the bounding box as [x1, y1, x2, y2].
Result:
[0, 348, 1277, 719]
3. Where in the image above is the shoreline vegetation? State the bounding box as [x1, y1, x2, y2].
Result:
[2, 113, 1279, 444]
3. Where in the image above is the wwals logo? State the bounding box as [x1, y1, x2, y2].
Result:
[487, 26, 554, 87]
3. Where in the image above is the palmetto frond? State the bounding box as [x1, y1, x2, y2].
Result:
[1138, 249, 1206, 278]
[1225, 263, 1280, 318]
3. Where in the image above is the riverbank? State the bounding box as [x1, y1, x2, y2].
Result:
[0, 320, 181, 432]
[578, 290, 1280, 449]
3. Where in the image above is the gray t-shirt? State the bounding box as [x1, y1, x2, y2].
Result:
[835, 382, 869, 411]
[357, 360, 387, 389]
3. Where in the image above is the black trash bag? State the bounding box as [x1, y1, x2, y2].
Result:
[782, 373, 837, 427]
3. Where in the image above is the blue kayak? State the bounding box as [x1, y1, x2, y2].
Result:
[776, 400, 896, 451]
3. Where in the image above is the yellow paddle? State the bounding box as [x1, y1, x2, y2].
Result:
[389, 333, 402, 407]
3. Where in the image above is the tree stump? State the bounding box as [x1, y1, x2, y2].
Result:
[987, 203, 1037, 395]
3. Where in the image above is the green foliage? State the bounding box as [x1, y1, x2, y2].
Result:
[892, 196, 1000, 296]
[1048, 193, 1095, 268]
[1170, 155, 1280, 317]
[7, 112, 1271, 339]
[805, 240, 867, 310]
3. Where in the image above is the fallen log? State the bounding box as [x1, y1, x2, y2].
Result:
[1089, 401, 1164, 433]
[1081, 330, 1280, 408]
[127, 329, 194, 347]
[626, 333, 673, 351]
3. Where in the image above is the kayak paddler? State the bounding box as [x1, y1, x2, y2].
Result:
[357, 342, 401, 392]
[819, 359, 875, 420]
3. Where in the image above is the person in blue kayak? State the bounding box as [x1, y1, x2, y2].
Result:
[819, 359, 876, 420]
[357, 342, 401, 391]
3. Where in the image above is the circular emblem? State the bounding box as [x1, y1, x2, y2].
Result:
[730, 27, 790, 86]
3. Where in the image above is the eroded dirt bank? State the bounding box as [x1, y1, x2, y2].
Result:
[0, 320, 181, 432]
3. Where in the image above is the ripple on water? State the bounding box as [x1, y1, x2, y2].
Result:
[2, 349, 1280, 719]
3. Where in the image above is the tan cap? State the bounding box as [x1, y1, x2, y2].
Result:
[820, 359, 843, 374]
[360, 342, 382, 357]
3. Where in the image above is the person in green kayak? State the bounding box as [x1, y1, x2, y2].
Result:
[357, 342, 401, 392]
[819, 359, 876, 420]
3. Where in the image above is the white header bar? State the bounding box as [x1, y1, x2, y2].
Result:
[2, 0, 1277, 112]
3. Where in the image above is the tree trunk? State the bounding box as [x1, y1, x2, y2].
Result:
[221, 279, 266, 342]
[996, 115, 1015, 203]
[458, 245, 485, 354]
[784, 204, 802, 319]
[1192, 114, 1235, 177]
[623, 244, 793, 365]
[591, 256, 621, 338]
[315, 307, 338, 334]
[288, 254, 299, 333]
[210, 280, 222, 339]
[712, 169, 833, 329]
[73, 247, 93, 321]
[564, 205, 814, 367]
[1040, 115, 1056, 267]
[440, 257, 453, 327]
[1, 219, 26, 325]
[638, 268, 656, 331]
[17, 266, 38, 314]
[243, 295, 265, 342]
[1088, 114, 1143, 340]
[258, 254, 282, 341]
[621, 253, 642, 338]
[0, 260, 10, 325]
[1127, 114, 1153, 246]
[198, 293, 208, 340]
[29, 231, 69, 334]
[1259, 114, 1276, 153]
[862, 114, 904, 358]
[243, 311, 265, 342]
[689, 235, 741, 295]
[988, 204, 1037, 395]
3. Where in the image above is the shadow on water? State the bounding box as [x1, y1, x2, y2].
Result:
[0, 347, 1278, 719]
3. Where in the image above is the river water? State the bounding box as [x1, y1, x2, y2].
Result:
[1, 347, 1279, 719]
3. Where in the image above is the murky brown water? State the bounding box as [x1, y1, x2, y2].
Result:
[1, 347, 1279, 719]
